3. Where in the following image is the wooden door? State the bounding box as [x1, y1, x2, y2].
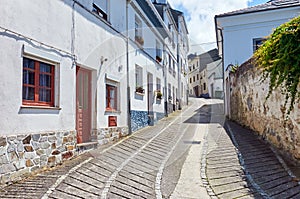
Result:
[76, 66, 92, 143]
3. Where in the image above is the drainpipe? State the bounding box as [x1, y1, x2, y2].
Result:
[126, 0, 132, 134]
[164, 43, 168, 117]
[177, 37, 181, 110]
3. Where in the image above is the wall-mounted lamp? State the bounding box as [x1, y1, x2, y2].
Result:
[100, 56, 108, 65]
[118, 65, 123, 72]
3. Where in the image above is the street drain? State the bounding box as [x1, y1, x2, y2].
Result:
[183, 141, 201, 145]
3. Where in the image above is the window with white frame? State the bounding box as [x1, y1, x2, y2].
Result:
[135, 65, 143, 93]
[156, 78, 161, 92]
[156, 40, 162, 61]
[135, 16, 143, 46]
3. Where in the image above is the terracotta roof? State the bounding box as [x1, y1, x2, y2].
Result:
[216, 0, 300, 17]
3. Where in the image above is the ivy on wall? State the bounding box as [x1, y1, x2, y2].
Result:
[254, 16, 300, 114]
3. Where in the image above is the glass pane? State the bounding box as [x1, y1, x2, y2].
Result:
[110, 89, 115, 98]
[39, 88, 51, 102]
[40, 62, 51, 73]
[39, 74, 51, 87]
[23, 70, 35, 85]
[110, 98, 115, 109]
[22, 86, 34, 100]
[23, 58, 35, 69]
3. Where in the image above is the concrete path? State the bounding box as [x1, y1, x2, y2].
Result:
[169, 124, 210, 199]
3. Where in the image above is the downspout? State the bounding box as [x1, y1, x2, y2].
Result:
[177, 37, 181, 110]
[126, 0, 132, 134]
[164, 43, 168, 117]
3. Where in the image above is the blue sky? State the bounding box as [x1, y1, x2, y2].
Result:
[168, 0, 269, 52]
[248, 0, 268, 7]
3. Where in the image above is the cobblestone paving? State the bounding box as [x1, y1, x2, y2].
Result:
[202, 103, 300, 199]
[2, 99, 300, 199]
[226, 121, 300, 199]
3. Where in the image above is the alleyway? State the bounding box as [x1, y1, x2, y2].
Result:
[0, 98, 299, 198]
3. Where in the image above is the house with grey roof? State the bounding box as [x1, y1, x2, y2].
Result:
[214, 0, 300, 116]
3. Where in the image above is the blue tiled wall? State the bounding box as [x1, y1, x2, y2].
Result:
[131, 110, 148, 132]
[156, 112, 165, 122]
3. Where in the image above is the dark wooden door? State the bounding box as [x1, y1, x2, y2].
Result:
[76, 66, 92, 143]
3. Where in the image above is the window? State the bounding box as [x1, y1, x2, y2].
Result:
[156, 78, 161, 91]
[168, 83, 171, 98]
[135, 16, 143, 46]
[193, 64, 195, 70]
[190, 78, 192, 83]
[253, 38, 266, 52]
[193, 76, 195, 82]
[203, 83, 206, 91]
[135, 65, 143, 90]
[173, 60, 176, 76]
[23, 57, 55, 106]
[106, 84, 117, 111]
[156, 40, 162, 59]
[197, 74, 199, 80]
[169, 54, 172, 71]
[92, 3, 108, 21]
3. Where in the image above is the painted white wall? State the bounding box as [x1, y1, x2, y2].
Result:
[127, 2, 165, 115]
[207, 60, 223, 98]
[0, 0, 188, 136]
[217, 7, 300, 69]
[217, 6, 300, 116]
[0, 0, 128, 135]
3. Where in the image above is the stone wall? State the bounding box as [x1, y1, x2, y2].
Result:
[91, 127, 129, 145]
[229, 59, 300, 164]
[0, 131, 76, 183]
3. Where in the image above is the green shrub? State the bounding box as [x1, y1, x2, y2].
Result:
[254, 16, 300, 114]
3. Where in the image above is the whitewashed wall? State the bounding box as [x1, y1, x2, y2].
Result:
[217, 7, 300, 70]
[0, 0, 128, 136]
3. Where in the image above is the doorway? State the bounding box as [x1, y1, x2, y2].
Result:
[76, 66, 92, 143]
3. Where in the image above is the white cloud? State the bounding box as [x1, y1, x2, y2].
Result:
[168, 0, 251, 53]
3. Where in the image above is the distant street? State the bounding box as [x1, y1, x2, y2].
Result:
[0, 98, 299, 199]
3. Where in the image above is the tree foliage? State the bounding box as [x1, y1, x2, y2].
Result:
[254, 16, 300, 114]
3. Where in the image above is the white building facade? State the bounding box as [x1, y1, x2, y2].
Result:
[0, 0, 188, 183]
[215, 0, 300, 116]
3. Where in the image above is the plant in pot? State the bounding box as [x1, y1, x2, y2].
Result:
[136, 86, 144, 94]
[156, 90, 162, 100]
[135, 36, 144, 46]
[156, 56, 162, 63]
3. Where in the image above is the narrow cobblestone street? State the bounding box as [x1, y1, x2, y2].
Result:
[0, 98, 299, 198]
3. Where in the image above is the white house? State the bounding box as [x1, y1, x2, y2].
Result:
[215, 0, 300, 116]
[188, 49, 221, 98]
[207, 59, 223, 99]
[0, 0, 188, 183]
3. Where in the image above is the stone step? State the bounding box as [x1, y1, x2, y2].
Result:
[75, 142, 98, 155]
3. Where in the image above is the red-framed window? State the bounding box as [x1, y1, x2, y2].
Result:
[22, 57, 55, 106]
[106, 84, 117, 111]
